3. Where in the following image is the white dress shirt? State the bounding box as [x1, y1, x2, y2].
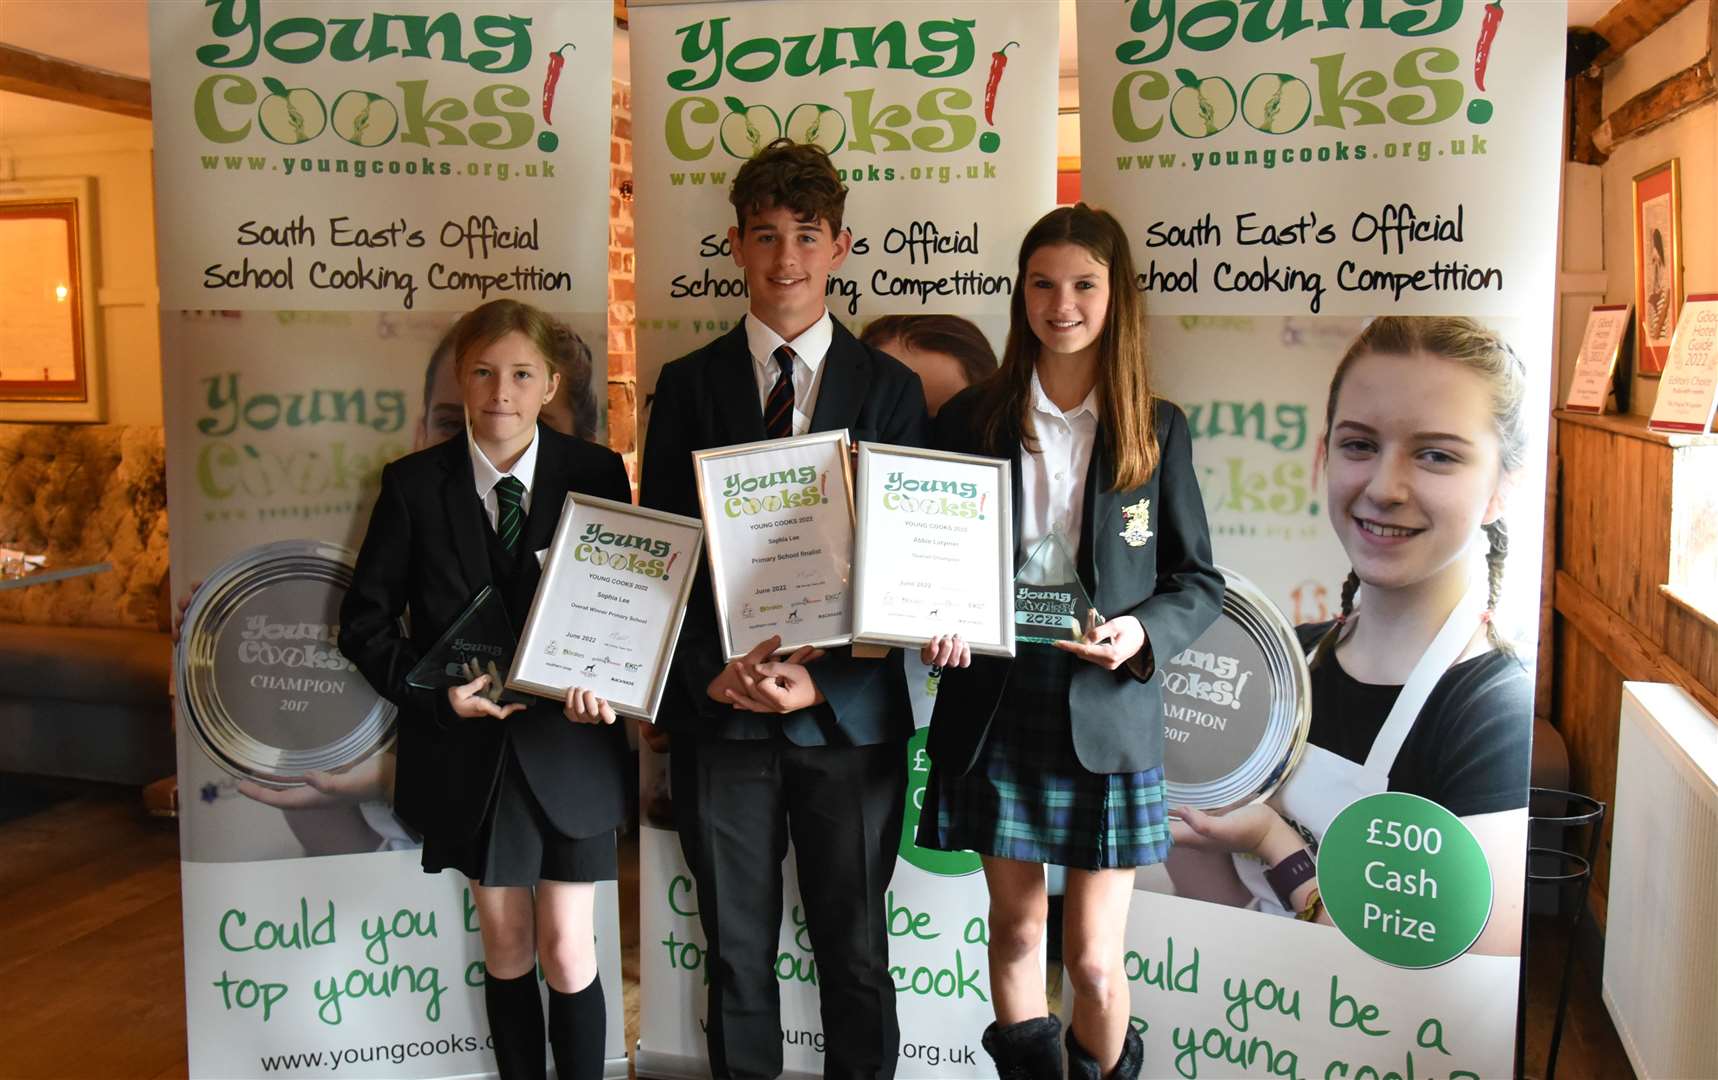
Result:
[1018, 368, 1099, 560]
[745, 310, 834, 437]
[467, 423, 540, 530]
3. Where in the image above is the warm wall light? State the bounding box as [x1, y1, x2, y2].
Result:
[55, 283, 68, 302]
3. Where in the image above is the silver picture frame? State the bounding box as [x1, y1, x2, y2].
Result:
[507, 494, 704, 721]
[851, 442, 1015, 658]
[693, 429, 855, 661]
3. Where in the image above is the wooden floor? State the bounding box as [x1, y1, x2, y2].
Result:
[0, 782, 1633, 1080]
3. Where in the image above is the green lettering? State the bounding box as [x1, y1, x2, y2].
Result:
[194, 74, 256, 143]
[912, 88, 975, 152]
[845, 88, 911, 153]
[470, 83, 532, 149]
[666, 96, 719, 160]
[1388, 47, 1463, 124]
[1113, 69, 1170, 143]
[1310, 52, 1388, 129]
[396, 79, 469, 147]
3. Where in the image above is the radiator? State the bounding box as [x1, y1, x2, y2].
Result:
[1602, 683, 1718, 1080]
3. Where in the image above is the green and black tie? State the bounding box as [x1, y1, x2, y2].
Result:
[495, 475, 526, 553]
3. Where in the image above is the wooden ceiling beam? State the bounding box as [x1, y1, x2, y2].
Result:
[1591, 0, 1718, 154]
[1589, 0, 1697, 68]
[0, 44, 150, 121]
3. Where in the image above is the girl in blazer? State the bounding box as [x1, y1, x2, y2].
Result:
[340, 300, 630, 1080]
[918, 205, 1224, 1079]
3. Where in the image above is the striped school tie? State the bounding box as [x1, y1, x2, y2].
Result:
[765, 345, 796, 439]
[495, 475, 526, 553]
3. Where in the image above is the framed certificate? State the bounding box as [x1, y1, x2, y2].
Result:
[693, 430, 855, 661]
[507, 494, 703, 720]
[1647, 294, 1718, 436]
[851, 442, 1015, 657]
[1564, 304, 1632, 415]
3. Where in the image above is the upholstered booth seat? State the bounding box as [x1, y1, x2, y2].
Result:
[0, 424, 172, 784]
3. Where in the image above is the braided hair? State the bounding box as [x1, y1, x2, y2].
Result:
[1309, 317, 1528, 668]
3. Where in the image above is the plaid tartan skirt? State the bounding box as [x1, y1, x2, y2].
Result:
[916, 646, 1171, 870]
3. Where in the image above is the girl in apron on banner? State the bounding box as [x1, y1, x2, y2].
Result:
[339, 299, 632, 1080]
[1165, 316, 1533, 957]
[916, 204, 1225, 1080]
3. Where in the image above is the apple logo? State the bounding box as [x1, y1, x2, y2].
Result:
[258, 76, 327, 145]
[1169, 69, 1237, 139]
[331, 90, 399, 148]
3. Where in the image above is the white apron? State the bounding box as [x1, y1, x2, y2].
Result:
[1237, 580, 1487, 914]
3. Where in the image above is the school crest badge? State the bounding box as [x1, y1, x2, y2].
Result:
[1120, 498, 1153, 547]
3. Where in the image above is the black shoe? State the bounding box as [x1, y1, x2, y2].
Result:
[981, 1015, 1064, 1080]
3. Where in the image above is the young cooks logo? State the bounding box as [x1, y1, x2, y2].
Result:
[663, 16, 1023, 163]
[572, 521, 681, 581]
[720, 465, 828, 518]
[190, 0, 581, 156]
[880, 470, 987, 518]
[194, 372, 407, 513]
[1163, 645, 1254, 711]
[1109, 0, 1504, 164]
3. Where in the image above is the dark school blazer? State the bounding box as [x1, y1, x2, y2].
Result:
[927, 387, 1224, 776]
[339, 425, 633, 843]
[640, 317, 929, 746]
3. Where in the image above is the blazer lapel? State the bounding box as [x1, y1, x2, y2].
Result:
[1081, 429, 1115, 598]
[714, 322, 767, 445]
[1003, 424, 1027, 573]
[809, 321, 869, 435]
[438, 437, 491, 594]
[522, 424, 565, 558]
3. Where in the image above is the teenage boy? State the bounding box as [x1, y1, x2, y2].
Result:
[641, 139, 928, 1080]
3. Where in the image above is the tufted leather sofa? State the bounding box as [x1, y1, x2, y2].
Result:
[0, 423, 173, 783]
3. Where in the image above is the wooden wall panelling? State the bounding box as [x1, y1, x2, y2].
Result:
[1553, 616, 1624, 928]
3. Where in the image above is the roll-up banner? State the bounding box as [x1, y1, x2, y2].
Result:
[1077, 1, 1561, 1077]
[628, 2, 1058, 1076]
[148, 3, 624, 1076]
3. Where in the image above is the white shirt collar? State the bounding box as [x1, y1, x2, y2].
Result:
[1029, 367, 1099, 422]
[467, 421, 540, 500]
[745, 309, 833, 379]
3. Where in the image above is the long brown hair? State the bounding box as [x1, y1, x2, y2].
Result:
[972, 204, 1157, 489]
[1308, 316, 1528, 668]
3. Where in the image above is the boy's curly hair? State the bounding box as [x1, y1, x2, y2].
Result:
[729, 138, 849, 235]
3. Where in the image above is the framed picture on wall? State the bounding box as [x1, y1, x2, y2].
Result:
[1632, 159, 1683, 378]
[0, 177, 104, 421]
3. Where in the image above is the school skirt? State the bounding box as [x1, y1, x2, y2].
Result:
[916, 645, 1171, 870]
[422, 743, 617, 887]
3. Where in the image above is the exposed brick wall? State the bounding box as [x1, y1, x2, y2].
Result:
[607, 79, 637, 482]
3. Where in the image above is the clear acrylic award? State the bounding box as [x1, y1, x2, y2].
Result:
[1013, 530, 1096, 644]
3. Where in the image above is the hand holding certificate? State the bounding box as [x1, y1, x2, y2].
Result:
[507, 495, 703, 720]
[852, 443, 1015, 657]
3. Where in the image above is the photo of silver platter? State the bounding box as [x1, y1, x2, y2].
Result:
[1159, 566, 1310, 813]
[177, 538, 395, 789]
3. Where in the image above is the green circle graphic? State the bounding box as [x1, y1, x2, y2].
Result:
[1318, 792, 1492, 969]
[899, 727, 982, 876]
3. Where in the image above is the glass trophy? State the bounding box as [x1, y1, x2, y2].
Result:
[405, 586, 530, 704]
[1013, 530, 1096, 644]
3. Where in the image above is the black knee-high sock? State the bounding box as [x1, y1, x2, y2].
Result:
[547, 974, 605, 1080]
[484, 970, 546, 1080]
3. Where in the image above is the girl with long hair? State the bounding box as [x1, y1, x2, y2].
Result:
[917, 204, 1224, 1079]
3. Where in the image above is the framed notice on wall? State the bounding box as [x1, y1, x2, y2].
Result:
[1633, 159, 1683, 377]
[1648, 295, 1718, 435]
[1565, 304, 1632, 414]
